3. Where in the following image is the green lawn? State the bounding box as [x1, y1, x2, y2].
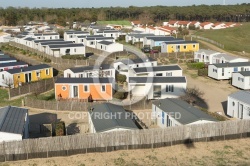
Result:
[194, 23, 250, 54]
[0, 89, 22, 107]
[97, 20, 131, 26]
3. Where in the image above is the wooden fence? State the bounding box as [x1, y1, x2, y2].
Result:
[0, 119, 249, 162]
[24, 97, 95, 111]
[191, 35, 225, 48]
[9, 77, 57, 99]
[9, 42, 89, 70]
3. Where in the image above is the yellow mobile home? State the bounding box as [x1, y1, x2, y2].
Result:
[0, 64, 53, 88]
[161, 41, 199, 53]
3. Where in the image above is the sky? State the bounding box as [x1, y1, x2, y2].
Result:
[0, 0, 248, 8]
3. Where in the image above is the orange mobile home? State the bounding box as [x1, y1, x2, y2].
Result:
[55, 77, 114, 101]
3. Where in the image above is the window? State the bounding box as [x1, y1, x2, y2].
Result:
[74, 48, 76, 52]
[84, 85, 89, 92]
[1, 74, 4, 80]
[90, 41, 94, 45]
[232, 102, 235, 106]
[62, 86, 67, 91]
[50, 37, 52, 39]
[101, 85, 106, 92]
[67, 73, 71, 78]
[70, 35, 73, 38]
[156, 73, 162, 76]
[184, 45, 187, 49]
[168, 85, 174, 92]
[238, 77, 241, 81]
[234, 67, 238, 72]
[222, 68, 224, 76]
[166, 85, 169, 92]
[79, 74, 83, 78]
[46, 69, 50, 75]
[101, 45, 103, 49]
[166, 72, 172, 76]
[193, 44, 196, 48]
[36, 71, 40, 77]
[162, 112, 164, 124]
[81, 39, 84, 42]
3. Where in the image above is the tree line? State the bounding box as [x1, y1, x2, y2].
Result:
[0, 3, 249, 26]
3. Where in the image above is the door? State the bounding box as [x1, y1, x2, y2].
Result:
[153, 85, 161, 98]
[25, 73, 31, 83]
[238, 104, 243, 119]
[72, 86, 78, 98]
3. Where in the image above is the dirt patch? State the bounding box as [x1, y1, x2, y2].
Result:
[181, 64, 238, 114]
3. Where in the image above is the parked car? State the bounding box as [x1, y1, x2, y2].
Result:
[141, 47, 151, 53]
[150, 50, 159, 54]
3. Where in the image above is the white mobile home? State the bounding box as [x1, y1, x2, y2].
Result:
[64, 31, 90, 41]
[64, 64, 115, 78]
[114, 57, 157, 71]
[128, 77, 187, 99]
[232, 71, 250, 90]
[88, 103, 139, 133]
[152, 98, 217, 128]
[84, 36, 115, 48]
[0, 58, 17, 64]
[33, 33, 60, 40]
[208, 62, 250, 80]
[227, 91, 250, 119]
[75, 35, 102, 44]
[33, 39, 63, 50]
[94, 30, 120, 40]
[46, 43, 85, 57]
[212, 53, 248, 64]
[38, 41, 73, 52]
[0, 106, 29, 142]
[96, 41, 123, 53]
[194, 49, 220, 64]
[0, 62, 28, 72]
[132, 65, 183, 77]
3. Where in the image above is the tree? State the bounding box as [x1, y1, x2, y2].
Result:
[2, 78, 15, 100]
[180, 87, 204, 105]
[116, 74, 127, 83]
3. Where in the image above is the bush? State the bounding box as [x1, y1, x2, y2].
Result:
[116, 74, 127, 83]
[43, 57, 51, 63]
[187, 62, 205, 70]
[169, 59, 178, 64]
[55, 121, 66, 136]
[198, 68, 208, 76]
[113, 92, 126, 99]
[152, 46, 161, 52]
[22, 50, 27, 55]
[61, 55, 87, 60]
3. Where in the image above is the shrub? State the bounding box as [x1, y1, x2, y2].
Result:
[198, 68, 208, 76]
[116, 74, 127, 83]
[22, 50, 27, 55]
[61, 55, 87, 60]
[43, 57, 51, 63]
[152, 46, 161, 52]
[169, 59, 178, 64]
[55, 121, 66, 136]
[179, 60, 184, 63]
[113, 92, 126, 99]
[187, 62, 205, 70]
